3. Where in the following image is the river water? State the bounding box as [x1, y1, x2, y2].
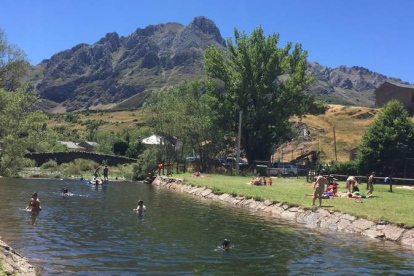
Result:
[0, 178, 414, 275]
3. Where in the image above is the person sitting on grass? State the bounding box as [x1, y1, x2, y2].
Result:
[312, 173, 327, 207]
[253, 174, 262, 185]
[267, 177, 273, 186]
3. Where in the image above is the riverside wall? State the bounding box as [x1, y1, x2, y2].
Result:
[153, 176, 414, 248]
[24, 152, 138, 166]
[0, 237, 37, 276]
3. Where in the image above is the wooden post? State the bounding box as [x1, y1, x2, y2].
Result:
[389, 176, 393, 192]
[333, 127, 338, 162]
[236, 111, 242, 175]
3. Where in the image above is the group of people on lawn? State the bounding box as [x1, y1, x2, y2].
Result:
[250, 174, 273, 186]
[312, 172, 375, 207]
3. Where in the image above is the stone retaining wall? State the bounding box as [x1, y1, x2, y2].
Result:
[24, 152, 138, 166]
[153, 176, 414, 248]
[0, 237, 37, 275]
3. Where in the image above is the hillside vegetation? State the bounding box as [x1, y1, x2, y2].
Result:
[47, 104, 414, 162]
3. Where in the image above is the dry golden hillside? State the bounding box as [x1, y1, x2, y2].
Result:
[273, 105, 381, 162]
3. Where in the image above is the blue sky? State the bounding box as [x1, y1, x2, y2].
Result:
[1, 0, 413, 82]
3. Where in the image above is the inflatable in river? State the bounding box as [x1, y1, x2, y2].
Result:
[89, 179, 103, 185]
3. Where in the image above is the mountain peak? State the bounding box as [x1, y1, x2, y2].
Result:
[187, 16, 226, 46]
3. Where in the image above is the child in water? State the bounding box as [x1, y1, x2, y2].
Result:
[61, 187, 69, 197]
[134, 200, 146, 212]
[222, 239, 231, 250]
[26, 192, 42, 212]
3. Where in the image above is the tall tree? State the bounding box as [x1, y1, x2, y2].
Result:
[204, 27, 313, 162]
[0, 29, 29, 91]
[145, 80, 225, 170]
[0, 86, 47, 176]
[357, 100, 414, 174]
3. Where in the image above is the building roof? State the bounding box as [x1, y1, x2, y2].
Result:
[59, 141, 85, 150]
[80, 141, 99, 146]
[142, 135, 164, 145]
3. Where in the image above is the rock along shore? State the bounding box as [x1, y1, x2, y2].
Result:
[153, 176, 414, 248]
[0, 237, 38, 276]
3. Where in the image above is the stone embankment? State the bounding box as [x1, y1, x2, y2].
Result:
[153, 176, 414, 248]
[0, 238, 37, 275]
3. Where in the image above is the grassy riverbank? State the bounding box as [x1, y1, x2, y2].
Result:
[176, 173, 414, 227]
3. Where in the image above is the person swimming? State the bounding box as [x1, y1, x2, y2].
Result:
[222, 239, 231, 250]
[134, 200, 146, 212]
[26, 192, 42, 212]
[61, 187, 69, 197]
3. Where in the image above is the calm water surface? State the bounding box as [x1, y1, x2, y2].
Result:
[0, 178, 414, 275]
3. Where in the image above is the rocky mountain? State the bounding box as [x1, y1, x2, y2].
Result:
[306, 62, 410, 107]
[28, 16, 226, 112]
[28, 16, 410, 112]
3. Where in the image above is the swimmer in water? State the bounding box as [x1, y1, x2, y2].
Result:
[26, 192, 42, 212]
[134, 200, 146, 212]
[222, 239, 231, 250]
[61, 187, 69, 197]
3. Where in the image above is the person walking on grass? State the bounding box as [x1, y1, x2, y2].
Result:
[313, 172, 327, 207]
[368, 172, 375, 196]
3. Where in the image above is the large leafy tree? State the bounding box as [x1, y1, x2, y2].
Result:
[204, 27, 313, 162]
[0, 29, 29, 91]
[0, 86, 47, 176]
[145, 80, 225, 170]
[357, 100, 414, 174]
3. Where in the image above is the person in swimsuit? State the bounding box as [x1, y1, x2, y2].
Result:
[222, 239, 231, 250]
[94, 167, 100, 178]
[367, 172, 375, 196]
[134, 200, 146, 212]
[26, 192, 42, 212]
[61, 187, 69, 197]
[313, 173, 327, 207]
[346, 176, 359, 193]
[103, 166, 109, 181]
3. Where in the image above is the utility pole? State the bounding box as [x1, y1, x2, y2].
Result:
[236, 111, 242, 175]
[333, 127, 338, 161]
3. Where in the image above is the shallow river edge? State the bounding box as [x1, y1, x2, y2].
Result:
[0, 238, 37, 276]
[153, 176, 414, 248]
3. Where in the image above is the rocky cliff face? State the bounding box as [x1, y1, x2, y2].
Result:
[29, 16, 410, 111]
[28, 16, 226, 111]
[306, 62, 409, 106]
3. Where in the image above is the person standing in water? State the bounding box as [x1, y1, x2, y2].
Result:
[94, 167, 100, 179]
[134, 200, 146, 212]
[313, 173, 327, 207]
[222, 239, 231, 250]
[103, 166, 109, 181]
[26, 192, 42, 212]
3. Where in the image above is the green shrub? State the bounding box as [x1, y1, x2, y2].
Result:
[328, 161, 359, 175]
[41, 159, 58, 169]
[72, 159, 99, 172]
[133, 147, 162, 180]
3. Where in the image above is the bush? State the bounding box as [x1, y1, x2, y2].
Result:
[327, 161, 359, 175]
[72, 159, 99, 172]
[133, 147, 162, 180]
[41, 159, 58, 169]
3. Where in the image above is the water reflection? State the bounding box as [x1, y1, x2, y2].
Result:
[0, 178, 413, 275]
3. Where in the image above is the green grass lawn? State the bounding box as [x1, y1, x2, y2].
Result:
[175, 173, 414, 227]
